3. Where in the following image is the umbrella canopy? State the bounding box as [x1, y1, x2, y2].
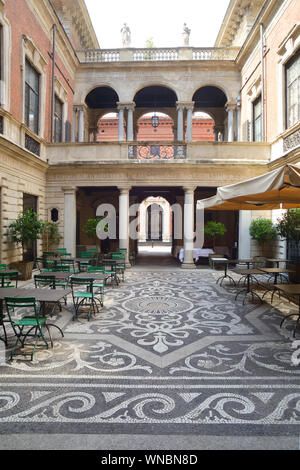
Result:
[197, 164, 300, 210]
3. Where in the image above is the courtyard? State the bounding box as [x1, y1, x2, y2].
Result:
[0, 252, 299, 451]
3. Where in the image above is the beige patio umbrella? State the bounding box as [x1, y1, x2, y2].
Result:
[197, 163, 300, 211]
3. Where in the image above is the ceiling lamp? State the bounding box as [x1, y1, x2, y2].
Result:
[151, 112, 159, 132]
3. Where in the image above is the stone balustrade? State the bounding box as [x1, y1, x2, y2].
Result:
[77, 47, 239, 63]
[46, 141, 270, 165]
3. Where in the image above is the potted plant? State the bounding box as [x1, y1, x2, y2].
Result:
[249, 217, 277, 257]
[204, 221, 227, 250]
[277, 208, 300, 282]
[9, 209, 44, 279]
[41, 221, 62, 252]
[82, 216, 109, 254]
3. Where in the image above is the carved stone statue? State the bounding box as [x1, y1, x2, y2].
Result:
[121, 23, 131, 47]
[182, 23, 191, 46]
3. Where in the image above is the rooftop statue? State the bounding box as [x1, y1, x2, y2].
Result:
[182, 23, 191, 46]
[121, 23, 131, 47]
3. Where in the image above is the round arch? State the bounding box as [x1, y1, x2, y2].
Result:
[192, 85, 228, 109]
[139, 196, 171, 243]
[136, 111, 175, 141]
[85, 86, 120, 109]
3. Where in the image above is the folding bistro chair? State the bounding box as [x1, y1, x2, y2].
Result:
[70, 277, 99, 321]
[87, 266, 106, 306]
[33, 274, 65, 340]
[0, 271, 19, 288]
[5, 297, 50, 361]
[111, 253, 126, 282]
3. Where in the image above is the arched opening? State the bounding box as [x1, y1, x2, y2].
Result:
[192, 86, 228, 141]
[189, 111, 215, 142]
[133, 86, 178, 141]
[96, 112, 126, 142]
[85, 86, 120, 142]
[137, 112, 174, 141]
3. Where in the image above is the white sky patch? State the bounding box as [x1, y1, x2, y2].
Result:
[85, 0, 231, 49]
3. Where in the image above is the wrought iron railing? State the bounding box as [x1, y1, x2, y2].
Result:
[128, 144, 186, 160]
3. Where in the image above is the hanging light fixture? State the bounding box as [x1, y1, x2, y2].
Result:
[151, 111, 159, 132]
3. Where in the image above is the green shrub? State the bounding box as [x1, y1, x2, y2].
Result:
[204, 221, 227, 247]
[249, 218, 277, 246]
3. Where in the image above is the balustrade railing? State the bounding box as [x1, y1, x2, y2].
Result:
[79, 47, 239, 63]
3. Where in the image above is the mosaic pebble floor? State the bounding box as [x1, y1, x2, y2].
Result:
[0, 268, 299, 449]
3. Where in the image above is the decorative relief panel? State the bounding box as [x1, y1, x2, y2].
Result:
[128, 145, 186, 160]
[283, 128, 300, 153]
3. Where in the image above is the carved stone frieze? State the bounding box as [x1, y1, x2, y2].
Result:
[283, 128, 300, 153]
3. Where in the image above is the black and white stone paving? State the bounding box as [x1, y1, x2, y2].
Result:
[0, 269, 299, 449]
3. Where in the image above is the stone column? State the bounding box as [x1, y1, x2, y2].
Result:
[119, 186, 131, 266]
[176, 104, 184, 141]
[78, 107, 85, 142]
[181, 186, 196, 269]
[235, 96, 241, 142]
[238, 210, 251, 258]
[72, 108, 78, 142]
[186, 104, 194, 142]
[117, 105, 125, 142]
[226, 103, 236, 142]
[62, 186, 77, 257]
[126, 104, 135, 141]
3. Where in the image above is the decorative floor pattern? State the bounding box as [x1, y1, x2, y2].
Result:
[0, 269, 300, 442]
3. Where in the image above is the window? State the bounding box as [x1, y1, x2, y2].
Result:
[25, 59, 40, 134]
[253, 95, 262, 142]
[286, 50, 300, 129]
[54, 95, 63, 142]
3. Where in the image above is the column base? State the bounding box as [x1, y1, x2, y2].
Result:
[125, 262, 132, 269]
[181, 262, 196, 269]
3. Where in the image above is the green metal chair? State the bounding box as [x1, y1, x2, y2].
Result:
[86, 248, 99, 253]
[54, 264, 71, 272]
[58, 258, 80, 274]
[79, 252, 93, 271]
[36, 257, 55, 272]
[101, 259, 119, 286]
[34, 274, 55, 289]
[0, 265, 14, 287]
[87, 266, 105, 306]
[111, 253, 126, 281]
[5, 297, 49, 361]
[0, 271, 19, 288]
[70, 277, 99, 321]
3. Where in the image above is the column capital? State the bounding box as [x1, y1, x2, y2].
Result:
[176, 101, 194, 110]
[62, 186, 77, 193]
[117, 102, 135, 110]
[183, 186, 196, 193]
[225, 102, 236, 112]
[118, 186, 131, 194]
[74, 104, 87, 112]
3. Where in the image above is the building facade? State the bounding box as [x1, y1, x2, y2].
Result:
[0, 0, 299, 267]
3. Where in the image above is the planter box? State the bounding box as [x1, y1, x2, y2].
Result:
[9, 261, 34, 280]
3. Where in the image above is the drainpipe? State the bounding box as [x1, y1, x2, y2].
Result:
[50, 24, 56, 143]
[260, 23, 265, 142]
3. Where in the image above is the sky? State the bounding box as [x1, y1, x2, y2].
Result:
[85, 0, 231, 49]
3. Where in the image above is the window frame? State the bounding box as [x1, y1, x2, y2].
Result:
[285, 49, 300, 130]
[54, 94, 63, 143]
[252, 94, 262, 142]
[24, 59, 40, 135]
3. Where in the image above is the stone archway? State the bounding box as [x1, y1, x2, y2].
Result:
[139, 196, 171, 243]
